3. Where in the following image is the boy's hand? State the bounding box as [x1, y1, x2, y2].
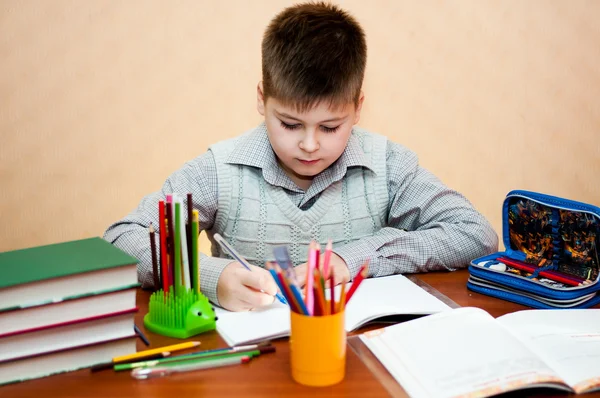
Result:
[293, 252, 351, 288]
[217, 262, 279, 312]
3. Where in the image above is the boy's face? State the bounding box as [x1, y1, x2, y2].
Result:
[257, 84, 364, 190]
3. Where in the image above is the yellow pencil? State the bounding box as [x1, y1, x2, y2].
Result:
[337, 283, 346, 314]
[113, 341, 201, 363]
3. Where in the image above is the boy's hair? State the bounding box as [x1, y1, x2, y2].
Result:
[262, 1, 367, 111]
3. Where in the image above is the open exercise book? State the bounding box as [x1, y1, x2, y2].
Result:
[215, 274, 451, 346]
[360, 307, 600, 398]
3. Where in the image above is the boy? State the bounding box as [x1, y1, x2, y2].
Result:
[104, 2, 498, 312]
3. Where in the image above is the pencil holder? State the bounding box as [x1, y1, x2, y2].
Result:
[289, 308, 346, 387]
[143, 287, 217, 339]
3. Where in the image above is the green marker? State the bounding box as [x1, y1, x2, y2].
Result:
[114, 345, 275, 371]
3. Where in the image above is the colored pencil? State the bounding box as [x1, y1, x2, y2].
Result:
[313, 271, 327, 316]
[158, 200, 169, 293]
[305, 242, 316, 315]
[90, 353, 168, 372]
[315, 242, 321, 271]
[186, 193, 194, 282]
[288, 282, 309, 315]
[498, 256, 583, 286]
[323, 239, 333, 279]
[191, 209, 200, 294]
[165, 195, 175, 287]
[345, 261, 369, 305]
[214, 234, 287, 305]
[114, 341, 201, 363]
[273, 265, 300, 312]
[266, 262, 293, 307]
[173, 201, 183, 290]
[115, 345, 275, 371]
[272, 246, 298, 284]
[131, 355, 251, 380]
[163, 218, 172, 289]
[337, 282, 346, 313]
[176, 199, 191, 289]
[134, 324, 150, 346]
[329, 266, 335, 315]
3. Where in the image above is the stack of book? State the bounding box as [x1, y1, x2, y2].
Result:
[0, 237, 140, 385]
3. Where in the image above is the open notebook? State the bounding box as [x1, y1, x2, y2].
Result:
[359, 307, 600, 397]
[215, 274, 451, 346]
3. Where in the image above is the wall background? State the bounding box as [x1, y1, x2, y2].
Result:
[1, 0, 599, 256]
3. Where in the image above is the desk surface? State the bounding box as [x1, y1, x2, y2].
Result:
[3, 269, 597, 398]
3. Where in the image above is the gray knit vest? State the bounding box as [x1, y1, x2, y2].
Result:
[207, 124, 389, 267]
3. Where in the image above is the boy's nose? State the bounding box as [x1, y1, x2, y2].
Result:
[299, 132, 319, 153]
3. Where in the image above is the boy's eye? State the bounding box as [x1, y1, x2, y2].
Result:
[320, 125, 340, 133]
[280, 121, 301, 130]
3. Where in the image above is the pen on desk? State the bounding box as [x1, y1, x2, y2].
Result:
[134, 324, 150, 346]
[91, 352, 169, 372]
[131, 355, 251, 380]
[214, 233, 288, 305]
[115, 345, 276, 371]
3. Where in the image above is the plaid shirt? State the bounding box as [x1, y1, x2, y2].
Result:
[104, 125, 498, 304]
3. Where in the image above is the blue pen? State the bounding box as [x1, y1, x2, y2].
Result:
[214, 233, 288, 305]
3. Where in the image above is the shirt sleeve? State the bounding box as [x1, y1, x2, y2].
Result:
[333, 141, 499, 279]
[102, 150, 232, 305]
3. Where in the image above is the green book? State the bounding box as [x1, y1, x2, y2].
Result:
[0, 237, 139, 311]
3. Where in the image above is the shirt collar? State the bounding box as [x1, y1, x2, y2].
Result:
[225, 123, 376, 190]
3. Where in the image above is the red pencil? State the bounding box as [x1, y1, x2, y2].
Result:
[165, 197, 176, 287]
[315, 242, 321, 271]
[323, 239, 333, 279]
[345, 261, 369, 305]
[498, 257, 583, 286]
[329, 266, 335, 314]
[313, 270, 327, 315]
[274, 266, 301, 314]
[158, 200, 169, 293]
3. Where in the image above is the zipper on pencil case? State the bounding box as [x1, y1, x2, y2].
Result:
[506, 191, 600, 216]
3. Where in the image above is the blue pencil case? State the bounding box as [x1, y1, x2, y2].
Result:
[467, 190, 600, 309]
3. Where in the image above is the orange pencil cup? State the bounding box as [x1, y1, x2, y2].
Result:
[289, 308, 346, 387]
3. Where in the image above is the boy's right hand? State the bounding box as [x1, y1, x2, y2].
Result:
[217, 261, 279, 312]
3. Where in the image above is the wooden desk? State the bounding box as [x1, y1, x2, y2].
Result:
[3, 269, 597, 398]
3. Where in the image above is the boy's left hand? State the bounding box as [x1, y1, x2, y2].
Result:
[293, 252, 351, 288]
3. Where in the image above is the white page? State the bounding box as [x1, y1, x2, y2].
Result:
[214, 300, 290, 346]
[497, 309, 600, 392]
[344, 274, 451, 331]
[215, 274, 451, 346]
[360, 307, 567, 398]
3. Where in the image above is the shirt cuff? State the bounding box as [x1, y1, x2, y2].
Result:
[199, 254, 234, 306]
[332, 240, 378, 280]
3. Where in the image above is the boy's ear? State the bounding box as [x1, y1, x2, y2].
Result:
[257, 82, 266, 116]
[353, 91, 365, 124]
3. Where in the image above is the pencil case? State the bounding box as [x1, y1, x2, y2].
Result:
[467, 190, 600, 309]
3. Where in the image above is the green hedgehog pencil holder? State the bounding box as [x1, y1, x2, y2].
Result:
[144, 287, 217, 339]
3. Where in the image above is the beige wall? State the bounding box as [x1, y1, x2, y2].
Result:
[1, 0, 599, 255]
